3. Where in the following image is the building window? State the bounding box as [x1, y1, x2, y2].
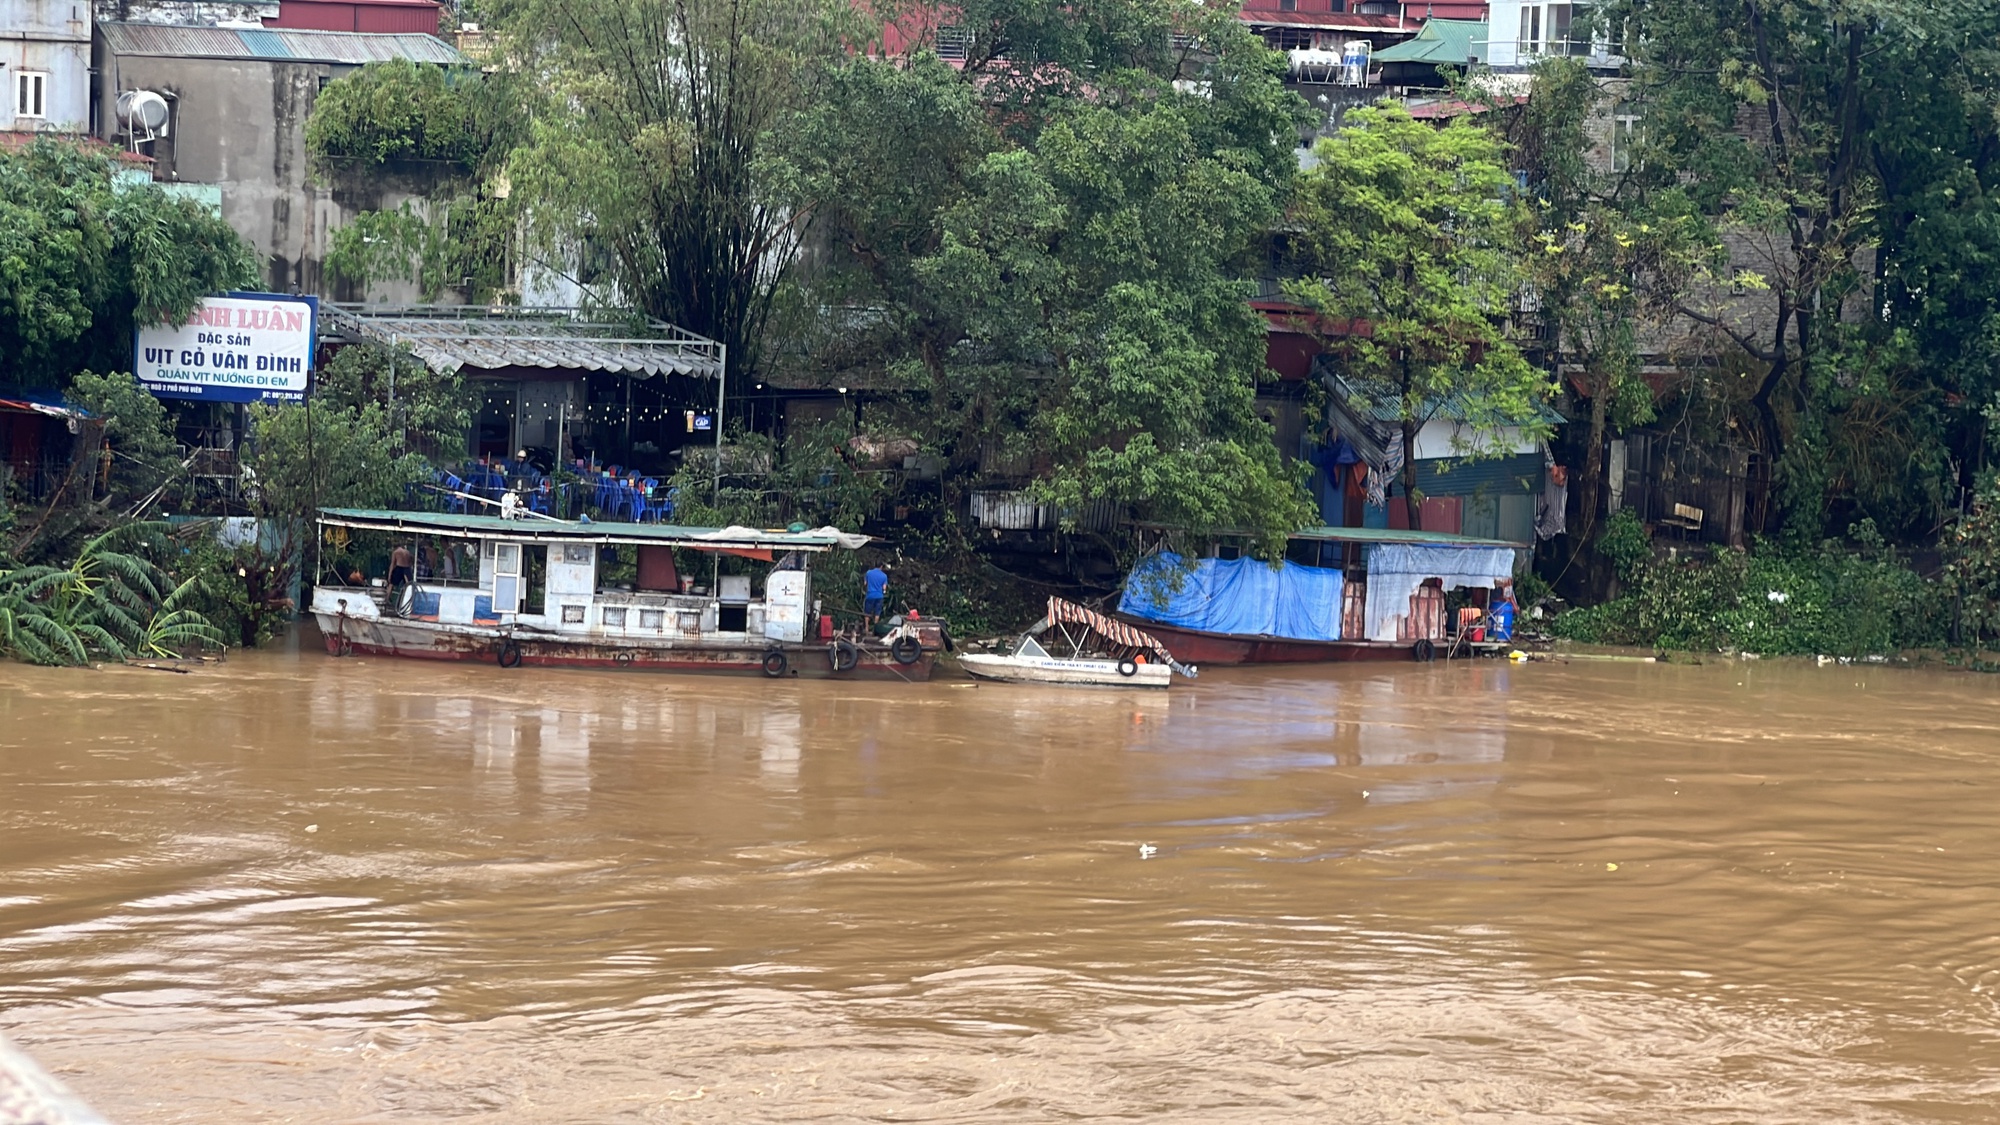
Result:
[1279, 0, 1298, 11]
[16, 71, 49, 119]
[935, 25, 973, 60]
[1610, 100, 1640, 172]
[1518, 5, 1577, 55]
[1264, 28, 1314, 51]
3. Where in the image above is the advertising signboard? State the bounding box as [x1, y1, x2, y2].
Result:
[135, 293, 318, 403]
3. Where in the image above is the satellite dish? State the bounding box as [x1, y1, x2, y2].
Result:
[115, 90, 171, 145]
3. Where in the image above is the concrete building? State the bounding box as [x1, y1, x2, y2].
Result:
[3, 0, 91, 133]
[93, 18, 462, 294]
[1479, 0, 1620, 71]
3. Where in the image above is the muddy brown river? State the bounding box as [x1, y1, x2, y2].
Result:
[3, 639, 1999, 1122]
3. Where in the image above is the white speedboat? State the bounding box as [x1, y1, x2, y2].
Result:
[958, 598, 1195, 689]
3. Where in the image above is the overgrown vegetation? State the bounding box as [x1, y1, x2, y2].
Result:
[1552, 520, 1947, 657]
[0, 523, 224, 666]
[0, 139, 256, 386]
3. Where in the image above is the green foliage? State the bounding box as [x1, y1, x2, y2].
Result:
[493, 0, 861, 378]
[770, 9, 1314, 555]
[306, 62, 522, 302]
[64, 370, 180, 508]
[323, 192, 520, 303]
[1287, 102, 1554, 529]
[1947, 405, 2000, 644]
[312, 344, 473, 460]
[1596, 507, 1651, 583]
[244, 401, 435, 522]
[305, 60, 491, 167]
[0, 139, 256, 385]
[1553, 529, 1947, 656]
[0, 522, 224, 666]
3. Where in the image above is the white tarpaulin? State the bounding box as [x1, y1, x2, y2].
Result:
[1363, 543, 1516, 642]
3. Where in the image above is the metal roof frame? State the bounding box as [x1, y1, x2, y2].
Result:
[320, 304, 726, 379]
[317, 508, 852, 551]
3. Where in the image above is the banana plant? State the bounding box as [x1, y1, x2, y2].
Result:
[0, 522, 224, 666]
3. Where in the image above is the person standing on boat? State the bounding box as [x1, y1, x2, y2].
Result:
[863, 564, 889, 631]
[389, 543, 415, 591]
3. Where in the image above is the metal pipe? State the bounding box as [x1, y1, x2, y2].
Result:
[713, 343, 727, 506]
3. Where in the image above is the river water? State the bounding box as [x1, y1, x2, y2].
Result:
[2, 639, 1999, 1122]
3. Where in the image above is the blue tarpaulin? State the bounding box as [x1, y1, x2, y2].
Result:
[1119, 553, 1344, 641]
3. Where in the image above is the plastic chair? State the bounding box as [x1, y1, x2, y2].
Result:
[608, 483, 641, 521]
[639, 486, 676, 524]
[440, 474, 469, 514]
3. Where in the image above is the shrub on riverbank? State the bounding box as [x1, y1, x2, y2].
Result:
[1551, 520, 1947, 657]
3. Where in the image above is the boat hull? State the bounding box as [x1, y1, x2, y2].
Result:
[1114, 616, 1421, 666]
[314, 612, 936, 680]
[959, 653, 1172, 688]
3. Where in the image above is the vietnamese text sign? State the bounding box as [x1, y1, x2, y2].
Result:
[135, 293, 318, 403]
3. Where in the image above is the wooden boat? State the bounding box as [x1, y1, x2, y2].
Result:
[959, 598, 1194, 689]
[1112, 619, 1418, 665]
[1114, 526, 1522, 667]
[309, 508, 941, 679]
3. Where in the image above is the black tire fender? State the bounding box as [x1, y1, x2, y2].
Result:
[1412, 638, 1436, 663]
[761, 649, 789, 678]
[828, 639, 860, 672]
[890, 635, 923, 665]
[1117, 657, 1140, 677]
[497, 640, 523, 668]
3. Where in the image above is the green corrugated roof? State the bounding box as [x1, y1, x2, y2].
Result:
[317, 508, 853, 551]
[1372, 18, 1486, 66]
[1290, 525, 1523, 548]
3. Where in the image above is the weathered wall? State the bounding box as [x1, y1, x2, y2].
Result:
[2, 0, 91, 131]
[93, 47, 438, 299]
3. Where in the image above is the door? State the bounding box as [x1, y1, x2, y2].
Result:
[493, 542, 522, 614]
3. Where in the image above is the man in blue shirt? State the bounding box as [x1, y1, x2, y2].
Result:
[863, 565, 889, 630]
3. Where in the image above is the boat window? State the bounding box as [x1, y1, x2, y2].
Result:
[1015, 636, 1051, 659]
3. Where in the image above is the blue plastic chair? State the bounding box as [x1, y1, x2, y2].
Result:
[440, 474, 469, 514]
[639, 486, 676, 524]
[608, 483, 640, 521]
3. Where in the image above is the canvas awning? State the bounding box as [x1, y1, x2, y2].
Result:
[1036, 597, 1194, 676]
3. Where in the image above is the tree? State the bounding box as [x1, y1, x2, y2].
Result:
[312, 344, 473, 461]
[1287, 103, 1554, 530]
[767, 3, 1316, 555]
[0, 139, 256, 385]
[1499, 60, 1722, 549]
[490, 0, 859, 384]
[232, 402, 434, 644]
[307, 61, 525, 303]
[64, 370, 181, 510]
[1599, 0, 1999, 539]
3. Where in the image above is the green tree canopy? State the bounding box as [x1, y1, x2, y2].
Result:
[489, 0, 860, 381]
[767, 3, 1315, 554]
[1287, 103, 1553, 530]
[0, 139, 256, 386]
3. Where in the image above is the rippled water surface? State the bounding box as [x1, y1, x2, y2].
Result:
[4, 639, 2000, 1122]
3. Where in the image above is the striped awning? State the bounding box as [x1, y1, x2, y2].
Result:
[1041, 597, 1195, 677]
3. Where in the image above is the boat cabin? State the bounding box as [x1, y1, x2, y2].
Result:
[314, 508, 850, 646]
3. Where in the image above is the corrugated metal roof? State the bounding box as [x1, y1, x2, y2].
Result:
[316, 509, 853, 551]
[322, 305, 726, 379]
[98, 22, 465, 64]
